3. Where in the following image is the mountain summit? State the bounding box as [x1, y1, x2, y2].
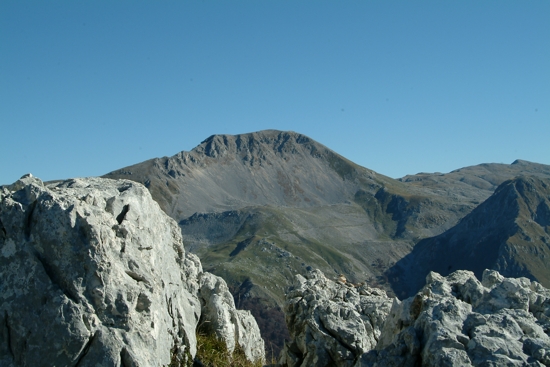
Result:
[106, 130, 381, 219]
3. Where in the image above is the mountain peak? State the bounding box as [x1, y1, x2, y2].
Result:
[496, 175, 549, 200]
[512, 159, 530, 165]
[192, 130, 314, 159]
[105, 130, 375, 218]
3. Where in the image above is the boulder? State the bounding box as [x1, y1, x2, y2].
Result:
[278, 269, 393, 367]
[198, 272, 265, 363]
[363, 269, 550, 366]
[0, 174, 265, 367]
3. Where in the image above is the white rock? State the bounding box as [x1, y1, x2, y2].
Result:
[198, 272, 265, 363]
[362, 269, 550, 366]
[0, 175, 265, 367]
[279, 269, 393, 367]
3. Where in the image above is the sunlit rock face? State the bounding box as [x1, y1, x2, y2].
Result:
[0, 175, 264, 367]
[279, 269, 393, 367]
[279, 268, 550, 367]
[364, 269, 550, 366]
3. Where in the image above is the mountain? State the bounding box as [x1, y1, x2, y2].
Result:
[399, 159, 550, 202]
[388, 175, 550, 298]
[106, 130, 385, 216]
[103, 130, 482, 290]
[103, 129, 550, 352]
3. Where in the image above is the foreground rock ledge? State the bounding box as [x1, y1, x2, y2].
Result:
[364, 269, 550, 366]
[279, 269, 394, 367]
[280, 268, 550, 366]
[0, 175, 264, 367]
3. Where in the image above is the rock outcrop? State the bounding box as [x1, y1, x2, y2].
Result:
[364, 269, 550, 366]
[0, 174, 264, 367]
[280, 269, 550, 367]
[279, 269, 393, 367]
[198, 272, 265, 363]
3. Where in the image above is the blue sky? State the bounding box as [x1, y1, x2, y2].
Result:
[1, 1, 549, 185]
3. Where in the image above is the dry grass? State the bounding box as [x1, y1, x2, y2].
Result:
[195, 332, 264, 367]
[168, 330, 268, 367]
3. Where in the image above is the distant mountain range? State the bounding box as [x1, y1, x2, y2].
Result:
[104, 130, 550, 352]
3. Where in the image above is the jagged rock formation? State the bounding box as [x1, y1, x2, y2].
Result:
[279, 269, 393, 367]
[363, 269, 550, 366]
[198, 272, 265, 363]
[389, 175, 550, 298]
[0, 174, 264, 367]
[280, 269, 550, 367]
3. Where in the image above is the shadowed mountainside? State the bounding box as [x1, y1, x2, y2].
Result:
[388, 175, 550, 298]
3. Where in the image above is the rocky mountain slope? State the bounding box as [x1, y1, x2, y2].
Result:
[103, 129, 550, 352]
[0, 175, 264, 366]
[389, 175, 550, 298]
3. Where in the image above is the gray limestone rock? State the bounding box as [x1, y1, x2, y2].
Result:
[198, 272, 265, 363]
[0, 174, 265, 367]
[280, 268, 550, 366]
[363, 269, 550, 367]
[278, 269, 393, 367]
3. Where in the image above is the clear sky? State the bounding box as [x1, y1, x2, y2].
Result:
[1, 1, 549, 185]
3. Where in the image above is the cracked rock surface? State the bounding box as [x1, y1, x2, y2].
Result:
[0, 174, 264, 367]
[198, 272, 265, 363]
[363, 269, 550, 366]
[280, 268, 550, 367]
[278, 269, 393, 367]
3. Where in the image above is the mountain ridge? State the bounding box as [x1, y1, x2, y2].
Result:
[103, 129, 550, 353]
[388, 175, 550, 298]
[106, 130, 386, 220]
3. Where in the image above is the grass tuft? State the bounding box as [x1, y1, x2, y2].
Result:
[168, 329, 266, 367]
[195, 330, 265, 367]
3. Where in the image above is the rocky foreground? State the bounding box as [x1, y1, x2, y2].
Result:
[0, 175, 264, 366]
[279, 270, 393, 366]
[2, 174, 550, 367]
[280, 269, 550, 366]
